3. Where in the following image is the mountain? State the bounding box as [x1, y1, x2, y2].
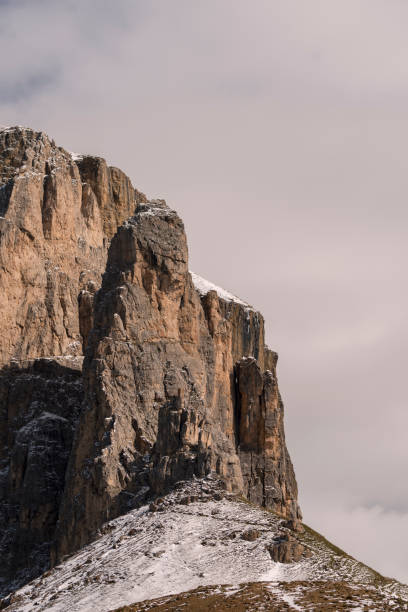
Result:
[0, 126, 406, 611]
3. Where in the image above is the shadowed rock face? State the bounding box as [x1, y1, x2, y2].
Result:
[0, 358, 84, 596]
[0, 127, 300, 596]
[236, 357, 299, 518]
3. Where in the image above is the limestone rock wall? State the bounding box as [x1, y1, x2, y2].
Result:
[0, 127, 301, 594]
[0, 126, 144, 596]
[236, 357, 299, 519]
[0, 127, 143, 365]
[54, 201, 301, 561]
[53, 202, 228, 557]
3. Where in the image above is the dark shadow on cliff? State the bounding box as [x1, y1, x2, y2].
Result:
[0, 358, 84, 598]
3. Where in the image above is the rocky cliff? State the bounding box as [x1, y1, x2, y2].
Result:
[0, 127, 300, 598]
[0, 126, 148, 595]
[0, 126, 147, 365]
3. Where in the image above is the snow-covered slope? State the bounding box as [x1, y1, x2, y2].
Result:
[3, 477, 407, 612]
[190, 271, 254, 309]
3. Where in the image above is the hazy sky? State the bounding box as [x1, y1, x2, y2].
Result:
[1, 0, 407, 583]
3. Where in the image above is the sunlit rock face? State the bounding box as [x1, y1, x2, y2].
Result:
[0, 126, 146, 365]
[0, 127, 300, 596]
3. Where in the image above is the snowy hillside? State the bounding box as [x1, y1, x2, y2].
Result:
[3, 477, 407, 612]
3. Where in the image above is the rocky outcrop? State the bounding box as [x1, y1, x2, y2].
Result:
[53, 201, 231, 558]
[75, 155, 147, 240]
[54, 200, 300, 561]
[3, 479, 407, 612]
[0, 357, 83, 596]
[236, 357, 299, 518]
[0, 127, 144, 365]
[0, 127, 301, 596]
[267, 532, 311, 563]
[0, 126, 144, 596]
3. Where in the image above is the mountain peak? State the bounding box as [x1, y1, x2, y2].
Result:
[0, 128, 406, 611]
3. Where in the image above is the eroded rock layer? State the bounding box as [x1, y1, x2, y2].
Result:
[0, 127, 300, 596]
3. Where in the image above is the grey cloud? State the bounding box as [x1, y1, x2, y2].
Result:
[0, 69, 59, 104]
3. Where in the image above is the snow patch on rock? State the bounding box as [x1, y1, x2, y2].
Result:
[70, 152, 84, 162]
[190, 271, 253, 309]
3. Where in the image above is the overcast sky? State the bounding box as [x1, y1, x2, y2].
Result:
[1, 0, 407, 583]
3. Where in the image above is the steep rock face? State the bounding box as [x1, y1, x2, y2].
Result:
[54, 201, 300, 561]
[0, 127, 145, 596]
[236, 357, 299, 518]
[0, 127, 144, 365]
[0, 127, 300, 596]
[75, 155, 147, 240]
[192, 282, 299, 520]
[54, 202, 235, 557]
[0, 358, 83, 596]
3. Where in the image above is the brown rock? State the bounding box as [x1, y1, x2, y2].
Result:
[236, 358, 301, 520]
[0, 127, 145, 597]
[127, 528, 141, 537]
[241, 529, 261, 541]
[0, 127, 301, 595]
[75, 156, 147, 239]
[281, 518, 305, 533]
[53, 200, 301, 562]
[0, 127, 143, 366]
[267, 533, 307, 563]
